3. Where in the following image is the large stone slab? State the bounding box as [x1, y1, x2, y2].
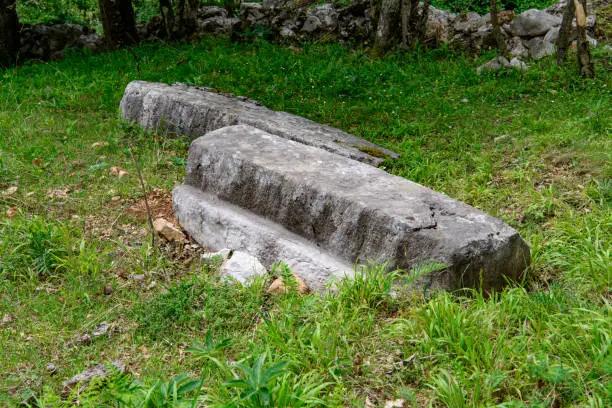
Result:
[120, 81, 398, 166]
[177, 125, 530, 292]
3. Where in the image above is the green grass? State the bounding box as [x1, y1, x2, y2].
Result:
[0, 38, 610, 407]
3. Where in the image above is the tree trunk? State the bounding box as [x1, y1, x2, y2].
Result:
[402, 0, 429, 49]
[374, 0, 429, 55]
[556, 0, 575, 65]
[575, 0, 594, 78]
[490, 0, 507, 54]
[160, 0, 175, 38]
[372, 0, 401, 56]
[98, 0, 139, 48]
[0, 0, 20, 68]
[160, 0, 199, 39]
[183, 0, 199, 35]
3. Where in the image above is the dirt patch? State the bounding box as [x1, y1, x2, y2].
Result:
[127, 188, 178, 226]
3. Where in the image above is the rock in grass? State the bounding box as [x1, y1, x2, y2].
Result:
[201, 248, 232, 261]
[477, 56, 528, 73]
[46, 363, 57, 375]
[175, 125, 530, 292]
[62, 360, 124, 396]
[153, 218, 186, 243]
[220, 251, 266, 284]
[120, 81, 398, 166]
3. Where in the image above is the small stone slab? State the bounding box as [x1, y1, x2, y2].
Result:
[177, 125, 530, 292]
[120, 81, 398, 166]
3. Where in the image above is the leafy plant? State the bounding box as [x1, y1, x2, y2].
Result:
[336, 263, 398, 309]
[3, 217, 69, 279]
[224, 353, 291, 407]
[187, 330, 233, 374]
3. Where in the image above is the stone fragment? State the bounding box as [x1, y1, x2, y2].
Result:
[91, 321, 110, 338]
[197, 17, 235, 34]
[544, 26, 560, 44]
[453, 12, 485, 33]
[198, 6, 228, 19]
[175, 125, 530, 292]
[280, 27, 296, 38]
[46, 363, 57, 375]
[120, 81, 398, 166]
[525, 36, 556, 60]
[509, 57, 528, 72]
[301, 4, 338, 33]
[240, 3, 269, 26]
[221, 251, 267, 283]
[509, 9, 562, 37]
[153, 218, 186, 243]
[508, 36, 529, 58]
[62, 360, 124, 395]
[477, 56, 510, 73]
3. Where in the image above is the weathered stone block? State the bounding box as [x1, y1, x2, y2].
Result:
[177, 125, 530, 292]
[120, 81, 397, 166]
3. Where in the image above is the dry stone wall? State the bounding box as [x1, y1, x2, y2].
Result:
[14, 1, 606, 64]
[238, 0, 602, 60]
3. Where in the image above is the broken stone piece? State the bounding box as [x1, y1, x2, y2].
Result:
[153, 218, 186, 243]
[201, 248, 232, 261]
[220, 251, 267, 284]
[46, 363, 57, 375]
[62, 360, 125, 395]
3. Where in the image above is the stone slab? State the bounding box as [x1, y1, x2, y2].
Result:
[173, 185, 353, 291]
[180, 125, 530, 292]
[120, 80, 398, 166]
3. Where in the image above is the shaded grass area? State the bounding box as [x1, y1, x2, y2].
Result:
[0, 38, 610, 406]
